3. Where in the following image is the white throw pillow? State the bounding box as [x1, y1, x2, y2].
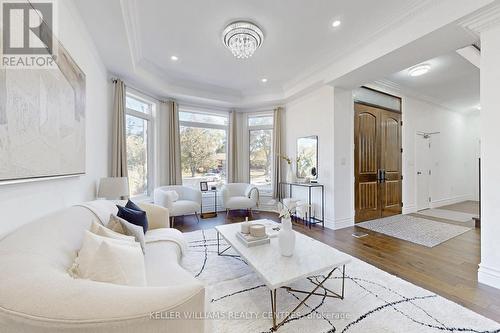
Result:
[85, 240, 147, 286]
[70, 231, 140, 278]
[108, 214, 146, 254]
[165, 190, 179, 202]
[90, 221, 136, 242]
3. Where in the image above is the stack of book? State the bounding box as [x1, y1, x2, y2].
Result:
[236, 231, 270, 247]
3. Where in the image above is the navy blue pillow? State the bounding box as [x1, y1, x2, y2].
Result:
[125, 199, 143, 212]
[116, 204, 148, 233]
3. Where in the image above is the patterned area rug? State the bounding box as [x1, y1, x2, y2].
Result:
[356, 215, 471, 247]
[181, 229, 499, 333]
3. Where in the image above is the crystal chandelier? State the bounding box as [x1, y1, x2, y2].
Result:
[222, 21, 264, 59]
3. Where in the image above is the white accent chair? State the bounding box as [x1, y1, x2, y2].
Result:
[221, 183, 259, 216]
[154, 186, 202, 226]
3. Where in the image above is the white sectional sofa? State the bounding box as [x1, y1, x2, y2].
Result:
[0, 200, 205, 333]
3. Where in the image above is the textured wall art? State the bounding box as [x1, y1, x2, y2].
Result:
[0, 41, 86, 182]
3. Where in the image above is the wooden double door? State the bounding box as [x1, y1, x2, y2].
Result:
[354, 103, 402, 223]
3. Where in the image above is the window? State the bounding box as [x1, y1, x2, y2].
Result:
[248, 114, 274, 193]
[125, 93, 155, 198]
[179, 109, 228, 188]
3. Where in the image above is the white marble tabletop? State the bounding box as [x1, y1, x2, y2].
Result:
[215, 220, 351, 290]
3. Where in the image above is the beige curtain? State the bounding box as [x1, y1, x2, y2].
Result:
[227, 110, 238, 183]
[167, 100, 182, 185]
[111, 79, 128, 177]
[272, 106, 284, 198]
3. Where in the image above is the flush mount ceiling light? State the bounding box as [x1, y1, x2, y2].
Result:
[261, 78, 268, 83]
[408, 64, 431, 77]
[222, 21, 264, 59]
[170, 55, 179, 61]
[332, 20, 341, 28]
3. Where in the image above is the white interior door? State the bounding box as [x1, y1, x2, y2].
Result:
[416, 134, 431, 211]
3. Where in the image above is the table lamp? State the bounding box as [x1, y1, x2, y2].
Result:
[97, 177, 129, 200]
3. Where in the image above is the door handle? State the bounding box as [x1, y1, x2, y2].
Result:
[417, 171, 422, 175]
[377, 169, 386, 183]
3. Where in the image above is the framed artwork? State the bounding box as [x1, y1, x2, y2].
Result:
[296, 136, 318, 179]
[0, 30, 86, 183]
[200, 181, 208, 192]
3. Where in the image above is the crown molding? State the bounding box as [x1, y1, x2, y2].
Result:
[115, 0, 491, 109]
[372, 79, 476, 114]
[373, 79, 450, 111]
[117, 0, 436, 107]
[120, 0, 142, 70]
[459, 2, 500, 35]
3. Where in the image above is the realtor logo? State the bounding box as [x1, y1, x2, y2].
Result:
[1, 0, 56, 68]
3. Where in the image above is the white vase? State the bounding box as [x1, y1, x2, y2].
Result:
[286, 164, 295, 183]
[279, 217, 296, 257]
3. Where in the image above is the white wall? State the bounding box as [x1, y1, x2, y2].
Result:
[478, 23, 500, 289]
[402, 97, 479, 212]
[0, 0, 110, 237]
[284, 86, 335, 228]
[333, 88, 355, 228]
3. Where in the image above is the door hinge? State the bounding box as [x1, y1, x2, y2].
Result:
[401, 175, 404, 180]
[428, 197, 432, 203]
[400, 121, 403, 126]
[428, 170, 432, 176]
[401, 148, 403, 153]
[401, 202, 404, 207]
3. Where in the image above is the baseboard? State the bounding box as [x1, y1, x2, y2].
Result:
[430, 194, 475, 209]
[478, 264, 500, 290]
[403, 205, 417, 214]
[324, 216, 354, 230]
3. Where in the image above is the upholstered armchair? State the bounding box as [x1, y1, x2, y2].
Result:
[221, 183, 259, 216]
[153, 186, 202, 226]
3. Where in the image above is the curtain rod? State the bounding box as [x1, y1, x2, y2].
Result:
[111, 77, 171, 103]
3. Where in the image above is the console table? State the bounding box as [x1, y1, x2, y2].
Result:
[278, 182, 325, 228]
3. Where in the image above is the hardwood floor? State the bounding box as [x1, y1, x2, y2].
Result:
[173, 209, 500, 323]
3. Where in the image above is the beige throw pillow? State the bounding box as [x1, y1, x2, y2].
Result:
[70, 231, 140, 278]
[90, 221, 136, 242]
[107, 214, 146, 254]
[86, 240, 147, 286]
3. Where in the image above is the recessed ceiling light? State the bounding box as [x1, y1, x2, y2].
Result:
[408, 64, 431, 77]
[261, 78, 268, 83]
[477, 105, 482, 111]
[332, 20, 341, 28]
[170, 55, 179, 61]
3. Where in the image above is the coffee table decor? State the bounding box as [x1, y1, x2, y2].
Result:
[277, 203, 296, 256]
[236, 223, 270, 247]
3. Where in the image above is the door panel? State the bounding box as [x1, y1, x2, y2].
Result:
[355, 103, 402, 223]
[380, 111, 402, 217]
[355, 104, 381, 222]
[416, 135, 431, 210]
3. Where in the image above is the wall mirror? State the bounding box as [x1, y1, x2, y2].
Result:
[296, 136, 318, 179]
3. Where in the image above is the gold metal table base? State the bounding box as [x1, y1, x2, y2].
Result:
[269, 265, 346, 331]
